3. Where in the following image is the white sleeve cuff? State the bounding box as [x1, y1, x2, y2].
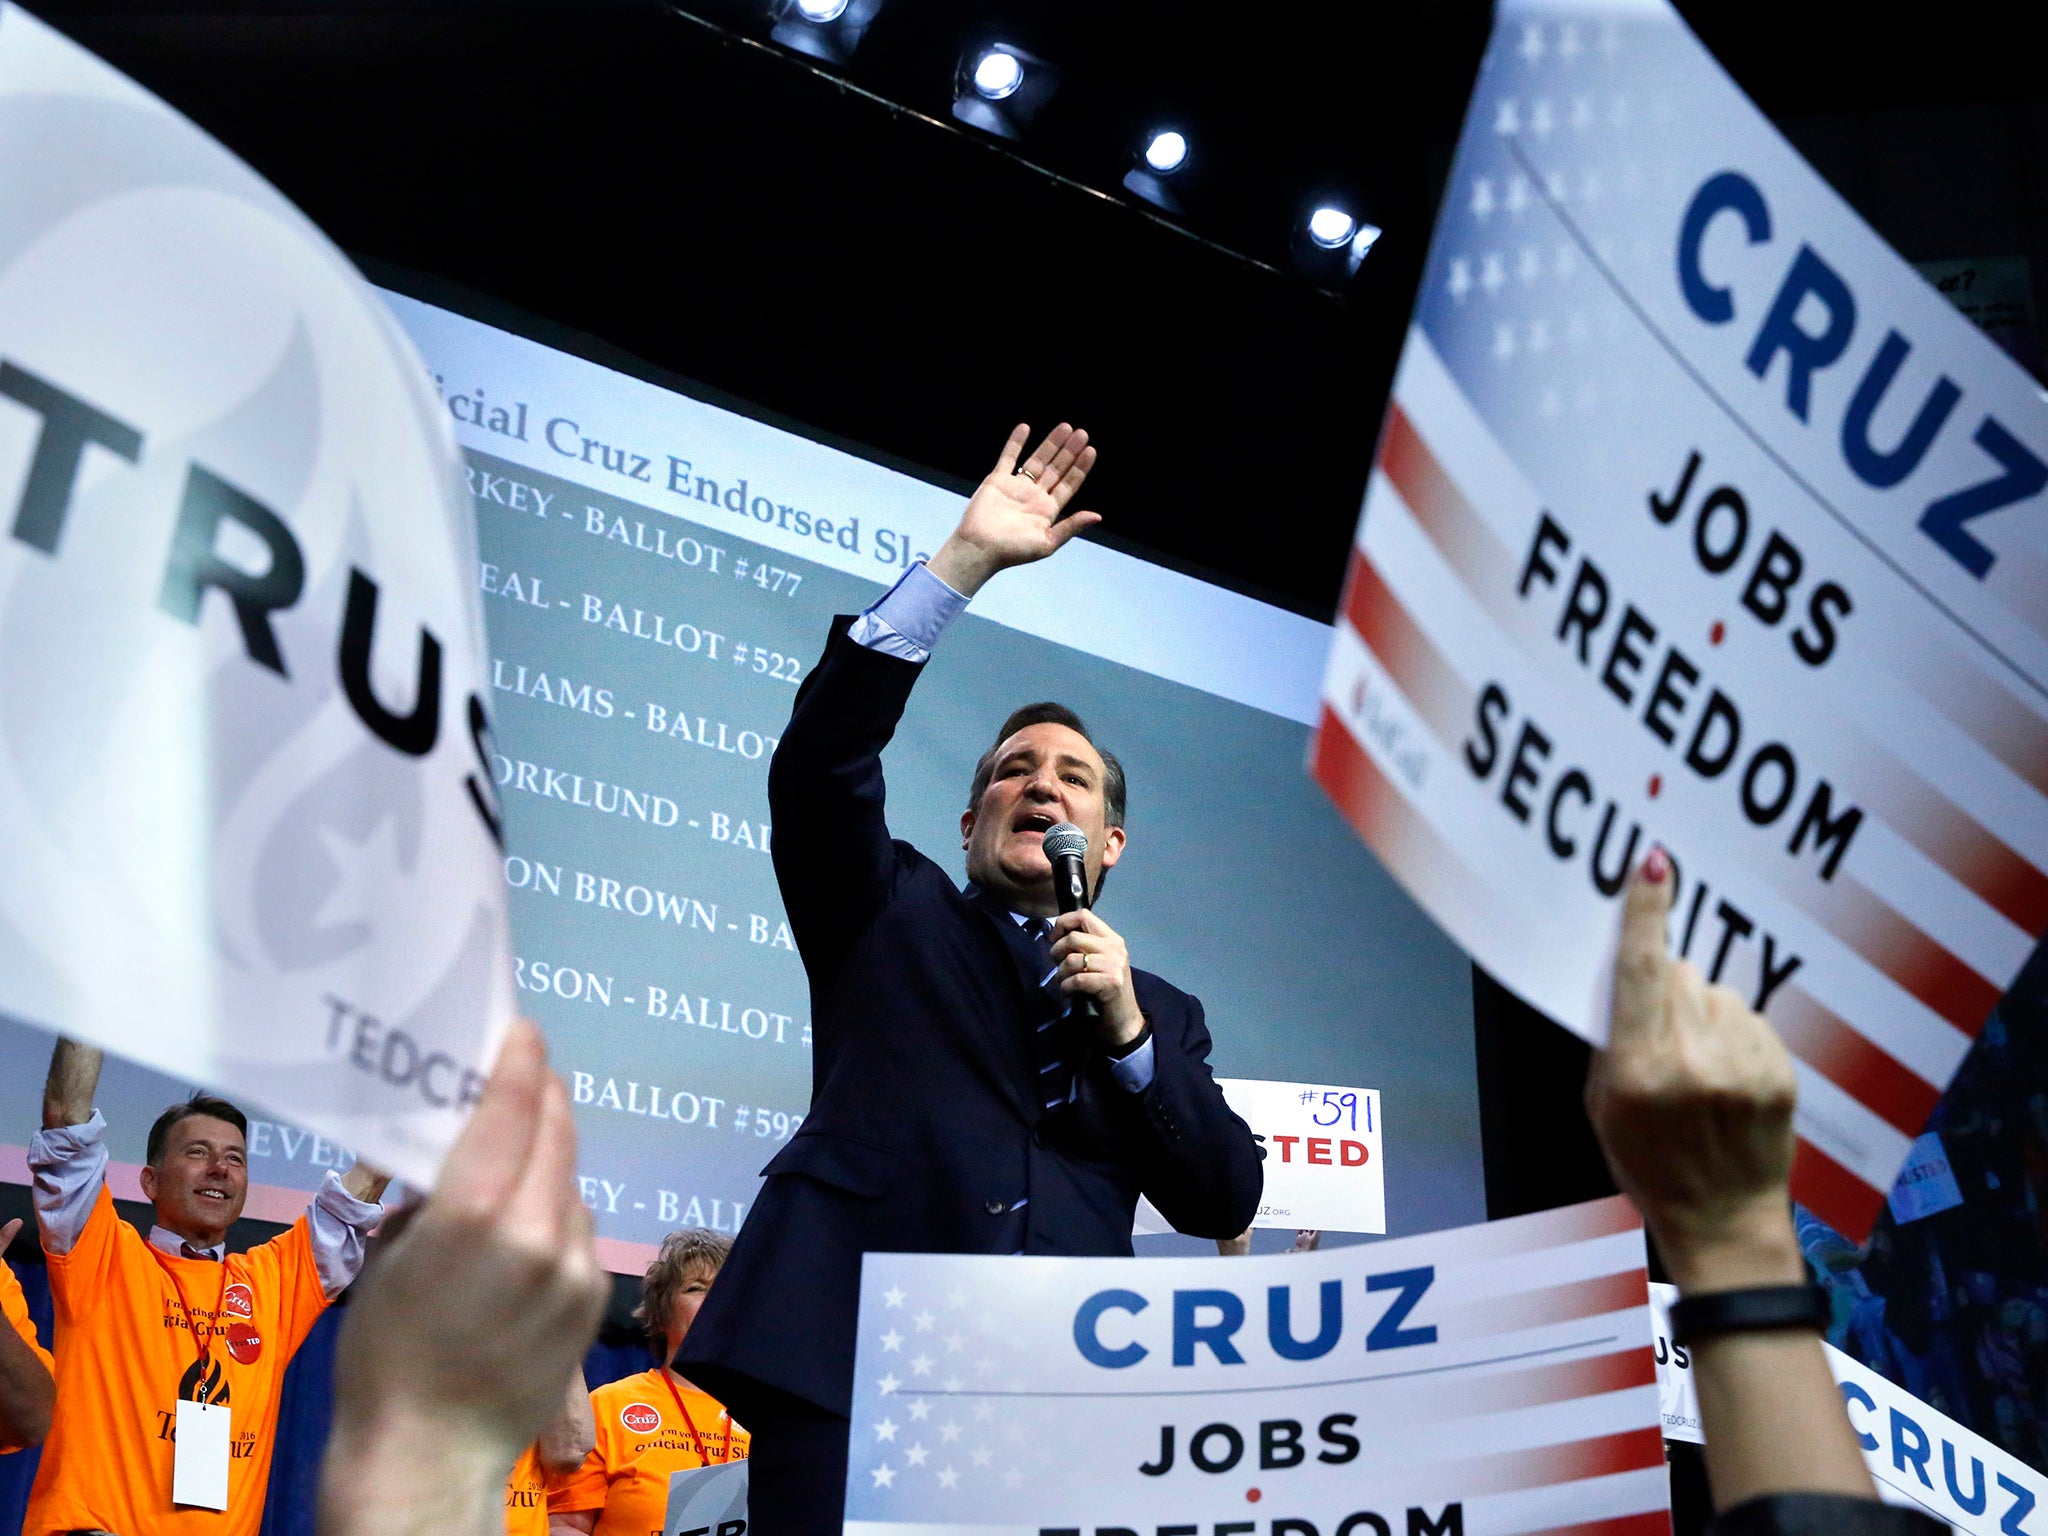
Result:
[307, 1168, 384, 1298]
[846, 562, 969, 661]
[1107, 1035, 1157, 1094]
[27, 1109, 109, 1257]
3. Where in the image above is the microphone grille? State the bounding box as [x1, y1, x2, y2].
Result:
[1041, 822, 1088, 860]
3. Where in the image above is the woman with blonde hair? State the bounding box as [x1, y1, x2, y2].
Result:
[547, 1229, 749, 1534]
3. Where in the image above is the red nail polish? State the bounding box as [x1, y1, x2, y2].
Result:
[1644, 845, 1670, 883]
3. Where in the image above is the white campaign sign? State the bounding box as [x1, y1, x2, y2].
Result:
[1310, 0, 2048, 1242]
[845, 1197, 1663, 1536]
[664, 1462, 748, 1536]
[0, 8, 511, 1185]
[1136, 1079, 1385, 1236]
[1643, 1283, 1703, 1445]
[1648, 1283, 2038, 1535]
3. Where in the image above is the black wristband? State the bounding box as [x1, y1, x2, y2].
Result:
[1668, 1283, 1829, 1345]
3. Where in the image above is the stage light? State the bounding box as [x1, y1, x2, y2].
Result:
[972, 49, 1024, 100]
[770, 0, 878, 64]
[952, 43, 1058, 140]
[1143, 130, 1188, 174]
[1293, 199, 1382, 285]
[1308, 206, 1357, 249]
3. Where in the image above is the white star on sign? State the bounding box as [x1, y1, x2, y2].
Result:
[973, 1402, 995, 1422]
[947, 1289, 968, 1309]
[913, 1310, 935, 1332]
[945, 1332, 965, 1352]
[906, 1442, 930, 1467]
[871, 1464, 896, 1489]
[938, 1466, 961, 1489]
[875, 1418, 899, 1442]
[878, 1374, 901, 1395]
[943, 1375, 964, 1392]
[971, 1446, 993, 1468]
[908, 1400, 932, 1421]
[912, 1355, 933, 1376]
[1004, 1469, 1025, 1489]
[880, 1330, 904, 1352]
[974, 1359, 994, 1377]
[940, 1421, 963, 1443]
[883, 1286, 906, 1309]
[312, 820, 406, 928]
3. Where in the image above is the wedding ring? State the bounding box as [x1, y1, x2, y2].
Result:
[1016, 467, 1039, 482]
[1080, 953, 1091, 972]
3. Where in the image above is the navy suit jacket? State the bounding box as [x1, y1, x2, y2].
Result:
[678, 617, 1263, 1422]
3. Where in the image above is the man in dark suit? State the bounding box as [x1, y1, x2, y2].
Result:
[679, 422, 1262, 1536]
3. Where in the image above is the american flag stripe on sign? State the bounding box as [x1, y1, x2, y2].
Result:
[1313, 326, 2044, 1242]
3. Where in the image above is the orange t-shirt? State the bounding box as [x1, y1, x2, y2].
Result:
[24, 1184, 331, 1536]
[1, 1257, 56, 1454]
[548, 1371, 750, 1536]
[506, 1443, 551, 1536]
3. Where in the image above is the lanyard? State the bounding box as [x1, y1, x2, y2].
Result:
[148, 1244, 231, 1370]
[660, 1372, 728, 1466]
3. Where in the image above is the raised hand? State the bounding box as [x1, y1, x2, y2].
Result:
[1587, 859, 1875, 1512]
[1583, 849, 1801, 1293]
[927, 423, 1101, 596]
[317, 1020, 607, 1536]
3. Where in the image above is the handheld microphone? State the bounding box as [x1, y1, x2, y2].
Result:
[1041, 822, 1100, 1022]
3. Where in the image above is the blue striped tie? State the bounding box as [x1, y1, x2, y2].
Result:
[1023, 918, 1076, 1112]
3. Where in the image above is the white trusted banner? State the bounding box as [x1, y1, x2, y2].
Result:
[1137, 1079, 1386, 1236]
[844, 1197, 1664, 1536]
[1310, 0, 2048, 1241]
[1648, 1284, 2042, 1535]
[0, 8, 510, 1185]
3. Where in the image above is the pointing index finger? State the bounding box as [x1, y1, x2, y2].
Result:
[1610, 849, 1675, 1051]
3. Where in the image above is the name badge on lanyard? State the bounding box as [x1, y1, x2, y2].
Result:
[154, 1248, 233, 1511]
[173, 1398, 232, 1509]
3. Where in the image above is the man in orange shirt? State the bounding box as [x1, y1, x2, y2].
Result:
[24, 1036, 387, 1535]
[1, 1217, 56, 1454]
[548, 1230, 748, 1535]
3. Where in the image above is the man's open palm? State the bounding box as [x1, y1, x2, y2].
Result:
[932, 423, 1100, 594]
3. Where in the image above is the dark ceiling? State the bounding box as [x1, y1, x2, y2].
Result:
[29, 0, 2048, 618]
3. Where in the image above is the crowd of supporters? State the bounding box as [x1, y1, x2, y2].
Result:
[0, 1031, 748, 1535]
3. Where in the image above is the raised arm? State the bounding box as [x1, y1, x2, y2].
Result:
[769, 424, 1101, 980]
[318, 1022, 606, 1536]
[1586, 853, 1878, 1518]
[342, 1160, 392, 1205]
[42, 1036, 101, 1129]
